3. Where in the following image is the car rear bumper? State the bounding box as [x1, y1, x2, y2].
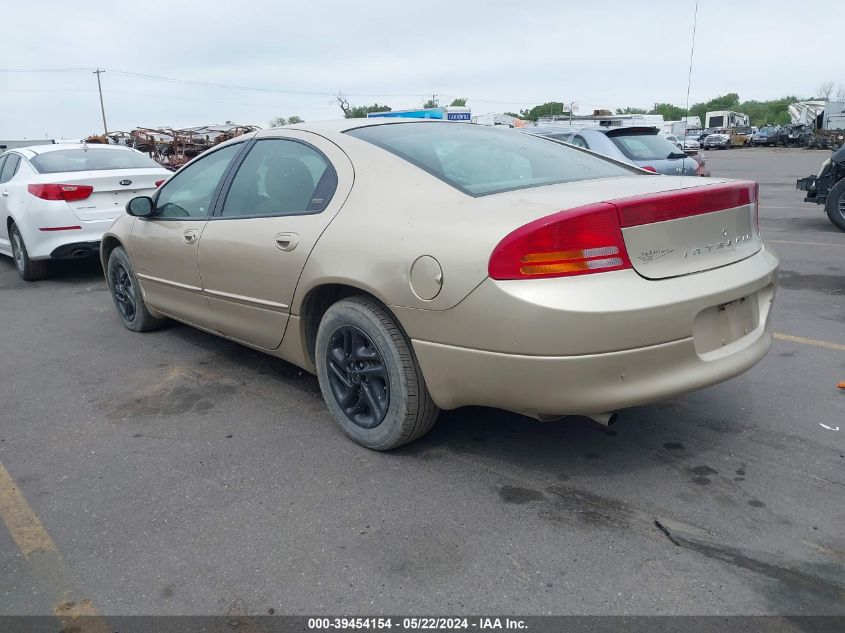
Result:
[413, 317, 772, 415]
[27, 219, 115, 260]
[404, 246, 778, 415]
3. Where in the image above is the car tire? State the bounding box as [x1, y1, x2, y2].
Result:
[315, 296, 439, 450]
[825, 180, 845, 232]
[106, 246, 167, 332]
[9, 222, 47, 282]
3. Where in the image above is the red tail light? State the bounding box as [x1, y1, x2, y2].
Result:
[28, 184, 93, 202]
[488, 203, 632, 280]
[155, 179, 166, 187]
[641, 166, 658, 173]
[613, 181, 756, 227]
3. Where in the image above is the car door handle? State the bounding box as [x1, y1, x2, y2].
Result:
[183, 229, 199, 244]
[1, 191, 8, 197]
[274, 232, 299, 252]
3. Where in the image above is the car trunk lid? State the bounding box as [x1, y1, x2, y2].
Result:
[37, 169, 166, 221]
[614, 181, 760, 279]
[483, 176, 760, 282]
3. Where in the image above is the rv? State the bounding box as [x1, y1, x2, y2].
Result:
[705, 111, 750, 129]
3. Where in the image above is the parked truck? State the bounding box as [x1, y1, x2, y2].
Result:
[796, 144, 845, 231]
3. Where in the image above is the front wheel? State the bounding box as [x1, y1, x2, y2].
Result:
[825, 180, 845, 232]
[315, 296, 439, 450]
[107, 246, 167, 331]
[9, 223, 47, 281]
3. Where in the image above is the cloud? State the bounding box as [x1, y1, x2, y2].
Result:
[1, 0, 842, 138]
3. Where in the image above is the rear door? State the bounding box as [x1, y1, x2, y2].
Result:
[197, 131, 353, 350]
[130, 142, 245, 325]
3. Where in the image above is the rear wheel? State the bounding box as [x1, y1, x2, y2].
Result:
[9, 223, 47, 281]
[825, 180, 845, 232]
[315, 296, 439, 450]
[107, 246, 167, 331]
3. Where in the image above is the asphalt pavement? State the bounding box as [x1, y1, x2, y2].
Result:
[0, 147, 843, 617]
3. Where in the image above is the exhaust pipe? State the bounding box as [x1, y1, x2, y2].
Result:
[586, 412, 618, 427]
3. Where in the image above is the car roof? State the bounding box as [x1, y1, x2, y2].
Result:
[265, 117, 449, 136]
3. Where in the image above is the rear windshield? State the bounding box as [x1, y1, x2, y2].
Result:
[346, 123, 633, 196]
[30, 148, 159, 174]
[607, 133, 683, 161]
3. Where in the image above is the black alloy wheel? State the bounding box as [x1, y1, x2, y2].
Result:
[325, 325, 390, 429]
[111, 262, 137, 322]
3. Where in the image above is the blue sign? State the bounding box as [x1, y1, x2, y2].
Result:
[447, 112, 471, 121]
[367, 109, 444, 119]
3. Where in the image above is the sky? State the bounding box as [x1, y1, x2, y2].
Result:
[1, 0, 842, 139]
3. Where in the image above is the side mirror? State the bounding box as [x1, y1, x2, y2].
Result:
[126, 196, 154, 217]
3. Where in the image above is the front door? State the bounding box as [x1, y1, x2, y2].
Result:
[197, 132, 352, 349]
[130, 142, 244, 326]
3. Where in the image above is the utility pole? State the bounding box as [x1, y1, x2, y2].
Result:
[93, 69, 108, 135]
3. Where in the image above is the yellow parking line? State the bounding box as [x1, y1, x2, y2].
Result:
[774, 333, 845, 352]
[0, 461, 56, 556]
[767, 240, 845, 247]
[0, 461, 109, 630]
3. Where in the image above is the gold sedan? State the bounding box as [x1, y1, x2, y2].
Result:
[102, 119, 778, 449]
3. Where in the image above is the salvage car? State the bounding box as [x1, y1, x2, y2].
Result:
[750, 126, 779, 147]
[796, 143, 845, 231]
[703, 130, 731, 150]
[102, 119, 778, 450]
[0, 144, 170, 280]
[524, 126, 701, 175]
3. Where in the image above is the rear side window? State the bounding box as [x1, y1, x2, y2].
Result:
[30, 148, 159, 173]
[608, 133, 682, 161]
[220, 139, 336, 217]
[0, 155, 20, 183]
[346, 123, 632, 196]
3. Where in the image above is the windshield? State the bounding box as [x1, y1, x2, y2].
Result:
[30, 148, 160, 174]
[607, 132, 685, 161]
[346, 123, 633, 196]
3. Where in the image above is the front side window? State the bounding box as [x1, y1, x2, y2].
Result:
[347, 123, 632, 196]
[30, 148, 159, 173]
[220, 139, 336, 217]
[154, 143, 242, 219]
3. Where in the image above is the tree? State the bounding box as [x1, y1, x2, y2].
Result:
[817, 82, 834, 100]
[336, 94, 392, 119]
[836, 85, 845, 103]
[449, 97, 467, 107]
[648, 103, 688, 121]
[422, 96, 439, 109]
[616, 107, 647, 115]
[519, 102, 568, 122]
[688, 93, 741, 125]
[269, 115, 304, 127]
[503, 112, 520, 118]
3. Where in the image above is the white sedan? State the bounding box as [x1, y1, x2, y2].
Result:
[0, 143, 171, 280]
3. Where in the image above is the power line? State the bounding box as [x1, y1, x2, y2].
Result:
[684, 0, 699, 130]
